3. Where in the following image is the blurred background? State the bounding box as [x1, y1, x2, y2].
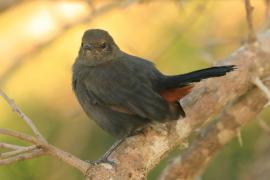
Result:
[0, 0, 270, 179]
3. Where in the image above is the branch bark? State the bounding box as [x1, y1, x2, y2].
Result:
[0, 128, 90, 174]
[0, 143, 27, 150]
[0, 89, 46, 142]
[0, 145, 37, 158]
[159, 81, 270, 180]
[244, 0, 257, 43]
[0, 149, 45, 165]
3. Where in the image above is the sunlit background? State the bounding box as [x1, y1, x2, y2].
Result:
[0, 0, 269, 179]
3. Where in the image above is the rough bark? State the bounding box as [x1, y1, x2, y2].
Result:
[159, 81, 270, 180]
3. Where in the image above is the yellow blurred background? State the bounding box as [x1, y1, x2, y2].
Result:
[0, 0, 269, 179]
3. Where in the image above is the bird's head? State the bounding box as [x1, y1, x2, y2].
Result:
[77, 29, 121, 66]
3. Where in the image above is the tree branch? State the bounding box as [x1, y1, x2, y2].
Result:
[159, 80, 270, 180]
[265, 0, 270, 22]
[0, 128, 41, 145]
[258, 118, 270, 134]
[0, 0, 22, 12]
[0, 143, 26, 150]
[0, 127, 89, 174]
[244, 0, 257, 43]
[0, 145, 37, 159]
[0, 149, 45, 165]
[0, 0, 139, 86]
[0, 89, 46, 142]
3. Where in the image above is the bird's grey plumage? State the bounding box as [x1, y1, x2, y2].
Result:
[73, 53, 177, 138]
[72, 29, 235, 139]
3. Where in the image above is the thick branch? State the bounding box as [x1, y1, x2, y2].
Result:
[159, 81, 270, 180]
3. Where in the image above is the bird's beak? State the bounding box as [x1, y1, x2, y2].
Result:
[83, 44, 92, 51]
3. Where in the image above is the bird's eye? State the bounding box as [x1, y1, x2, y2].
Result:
[100, 42, 107, 49]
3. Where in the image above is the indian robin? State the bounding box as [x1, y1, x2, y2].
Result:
[72, 29, 235, 164]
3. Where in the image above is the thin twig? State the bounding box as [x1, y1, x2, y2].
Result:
[244, 0, 257, 43]
[0, 89, 90, 173]
[258, 118, 270, 134]
[0, 128, 89, 174]
[253, 77, 270, 106]
[0, 149, 45, 165]
[265, 0, 270, 21]
[236, 128, 243, 147]
[0, 143, 26, 150]
[0, 128, 41, 145]
[0, 145, 37, 159]
[0, 89, 47, 142]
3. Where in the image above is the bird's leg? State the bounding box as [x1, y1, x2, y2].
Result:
[87, 138, 125, 166]
[101, 138, 124, 161]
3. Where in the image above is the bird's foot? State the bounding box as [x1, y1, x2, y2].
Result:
[86, 138, 124, 167]
[86, 157, 116, 166]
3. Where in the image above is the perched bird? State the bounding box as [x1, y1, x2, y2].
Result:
[72, 29, 235, 164]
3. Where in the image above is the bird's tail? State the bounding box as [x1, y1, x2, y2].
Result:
[161, 65, 236, 89]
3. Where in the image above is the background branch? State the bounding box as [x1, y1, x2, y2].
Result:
[0, 89, 46, 142]
[258, 118, 270, 134]
[0, 0, 22, 12]
[0, 0, 138, 86]
[0, 143, 26, 150]
[0, 149, 45, 165]
[0, 127, 90, 173]
[0, 145, 37, 159]
[244, 0, 257, 43]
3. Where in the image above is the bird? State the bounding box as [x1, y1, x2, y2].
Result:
[72, 29, 235, 165]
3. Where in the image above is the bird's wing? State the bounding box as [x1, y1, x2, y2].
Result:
[84, 59, 170, 121]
